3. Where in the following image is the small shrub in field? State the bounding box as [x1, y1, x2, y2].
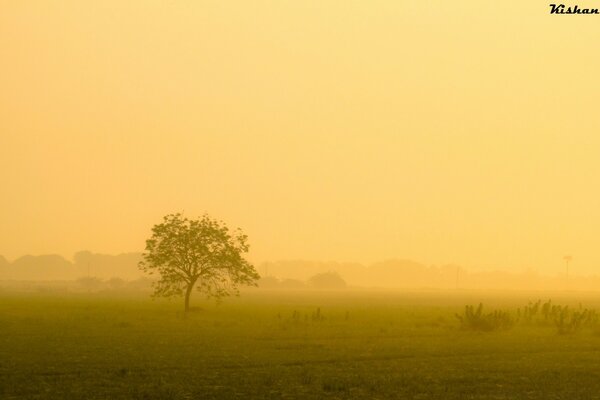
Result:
[311, 307, 324, 321]
[456, 303, 514, 332]
[520, 300, 541, 323]
[517, 299, 599, 334]
[553, 306, 598, 335]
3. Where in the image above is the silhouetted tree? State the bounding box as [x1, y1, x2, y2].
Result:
[139, 213, 259, 312]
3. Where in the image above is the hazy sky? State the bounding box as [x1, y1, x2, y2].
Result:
[1, 1, 600, 274]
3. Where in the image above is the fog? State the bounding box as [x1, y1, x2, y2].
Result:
[3, 2, 600, 275]
[1, 252, 597, 292]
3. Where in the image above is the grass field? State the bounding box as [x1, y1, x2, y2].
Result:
[2, 289, 600, 399]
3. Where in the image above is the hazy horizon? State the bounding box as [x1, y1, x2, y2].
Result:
[0, 250, 583, 277]
[0, 251, 595, 291]
[2, 1, 600, 275]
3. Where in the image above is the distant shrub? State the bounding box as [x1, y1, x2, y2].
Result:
[126, 277, 153, 290]
[553, 306, 598, 335]
[107, 277, 125, 290]
[455, 303, 514, 331]
[311, 307, 324, 321]
[279, 279, 306, 289]
[520, 299, 542, 323]
[517, 299, 599, 334]
[258, 276, 280, 288]
[257, 277, 307, 289]
[308, 271, 346, 289]
[76, 276, 103, 291]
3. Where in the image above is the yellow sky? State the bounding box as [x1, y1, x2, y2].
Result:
[1, 1, 600, 274]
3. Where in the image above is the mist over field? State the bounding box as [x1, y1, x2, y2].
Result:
[1, 253, 597, 291]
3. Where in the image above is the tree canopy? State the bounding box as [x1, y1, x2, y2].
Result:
[139, 213, 259, 311]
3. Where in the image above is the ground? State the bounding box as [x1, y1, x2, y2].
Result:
[2, 289, 600, 399]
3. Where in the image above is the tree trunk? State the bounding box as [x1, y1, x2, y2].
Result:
[184, 283, 194, 312]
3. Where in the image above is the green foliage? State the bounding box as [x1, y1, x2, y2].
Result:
[139, 213, 259, 310]
[455, 303, 514, 331]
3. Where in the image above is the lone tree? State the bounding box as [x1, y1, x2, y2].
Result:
[139, 213, 260, 312]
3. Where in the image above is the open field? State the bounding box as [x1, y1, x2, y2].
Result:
[2, 290, 600, 399]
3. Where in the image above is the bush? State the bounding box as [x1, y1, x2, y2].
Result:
[553, 306, 598, 335]
[518, 299, 599, 334]
[308, 271, 346, 289]
[456, 303, 514, 331]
